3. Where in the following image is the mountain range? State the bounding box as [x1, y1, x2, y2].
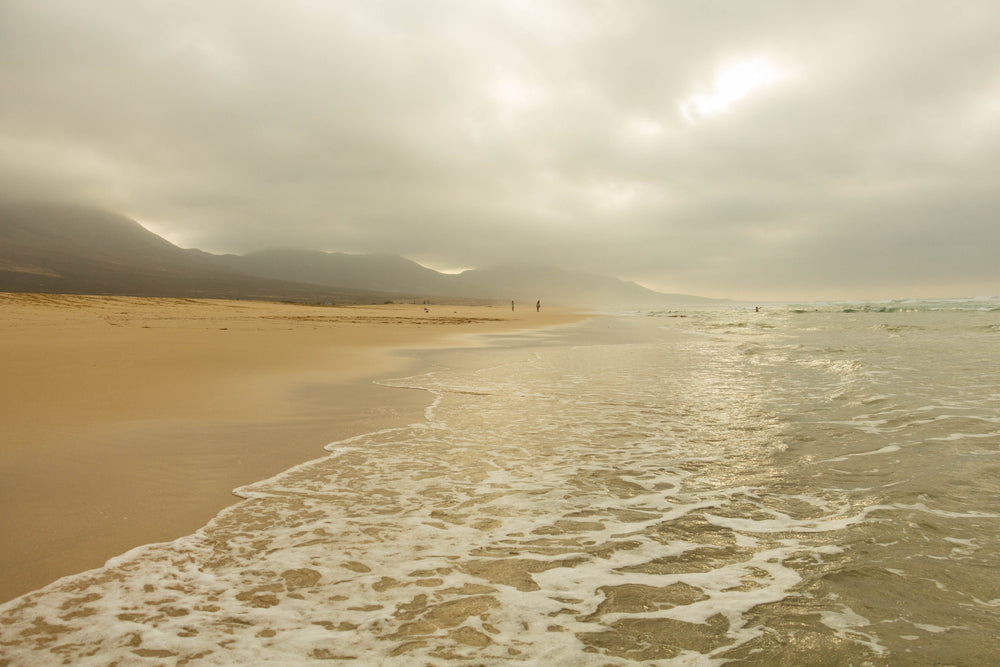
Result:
[0, 202, 724, 307]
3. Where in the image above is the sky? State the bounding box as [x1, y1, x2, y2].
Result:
[1, 1, 999, 301]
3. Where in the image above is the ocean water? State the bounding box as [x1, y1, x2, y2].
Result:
[2, 299, 999, 665]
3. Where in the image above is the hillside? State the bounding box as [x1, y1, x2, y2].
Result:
[217, 249, 452, 296]
[448, 263, 713, 307]
[0, 203, 402, 303]
[0, 202, 726, 307]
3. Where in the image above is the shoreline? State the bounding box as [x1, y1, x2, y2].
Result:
[0, 293, 586, 603]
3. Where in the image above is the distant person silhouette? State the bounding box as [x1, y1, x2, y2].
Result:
[536, 300, 541, 312]
[512, 300, 515, 312]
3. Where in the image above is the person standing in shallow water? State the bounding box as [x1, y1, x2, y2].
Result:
[536, 300, 541, 312]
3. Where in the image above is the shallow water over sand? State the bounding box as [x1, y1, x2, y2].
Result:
[2, 302, 999, 664]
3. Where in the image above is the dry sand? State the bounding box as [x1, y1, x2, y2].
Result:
[0, 292, 584, 602]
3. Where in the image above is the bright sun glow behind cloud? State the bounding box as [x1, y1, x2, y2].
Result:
[681, 57, 788, 122]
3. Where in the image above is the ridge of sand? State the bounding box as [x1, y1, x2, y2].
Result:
[0, 293, 585, 602]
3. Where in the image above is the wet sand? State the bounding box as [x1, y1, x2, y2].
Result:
[0, 293, 583, 602]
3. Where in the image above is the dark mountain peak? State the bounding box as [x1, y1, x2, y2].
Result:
[1, 201, 176, 259]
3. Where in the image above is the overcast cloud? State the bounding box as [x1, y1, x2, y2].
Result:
[2, 0, 998, 300]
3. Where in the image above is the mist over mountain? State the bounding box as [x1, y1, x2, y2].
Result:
[447, 264, 718, 307]
[1, 203, 726, 307]
[216, 249, 452, 296]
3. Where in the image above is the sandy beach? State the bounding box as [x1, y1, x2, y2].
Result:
[0, 292, 583, 603]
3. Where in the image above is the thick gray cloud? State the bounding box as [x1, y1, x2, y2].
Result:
[2, 0, 998, 300]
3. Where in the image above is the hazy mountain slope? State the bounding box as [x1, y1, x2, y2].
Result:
[1, 203, 191, 269]
[220, 254, 725, 307]
[0, 203, 400, 302]
[450, 264, 719, 307]
[0, 202, 727, 306]
[219, 249, 452, 295]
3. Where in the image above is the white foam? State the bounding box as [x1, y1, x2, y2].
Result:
[816, 606, 888, 655]
[928, 429, 1000, 442]
[822, 444, 902, 463]
[912, 623, 948, 633]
